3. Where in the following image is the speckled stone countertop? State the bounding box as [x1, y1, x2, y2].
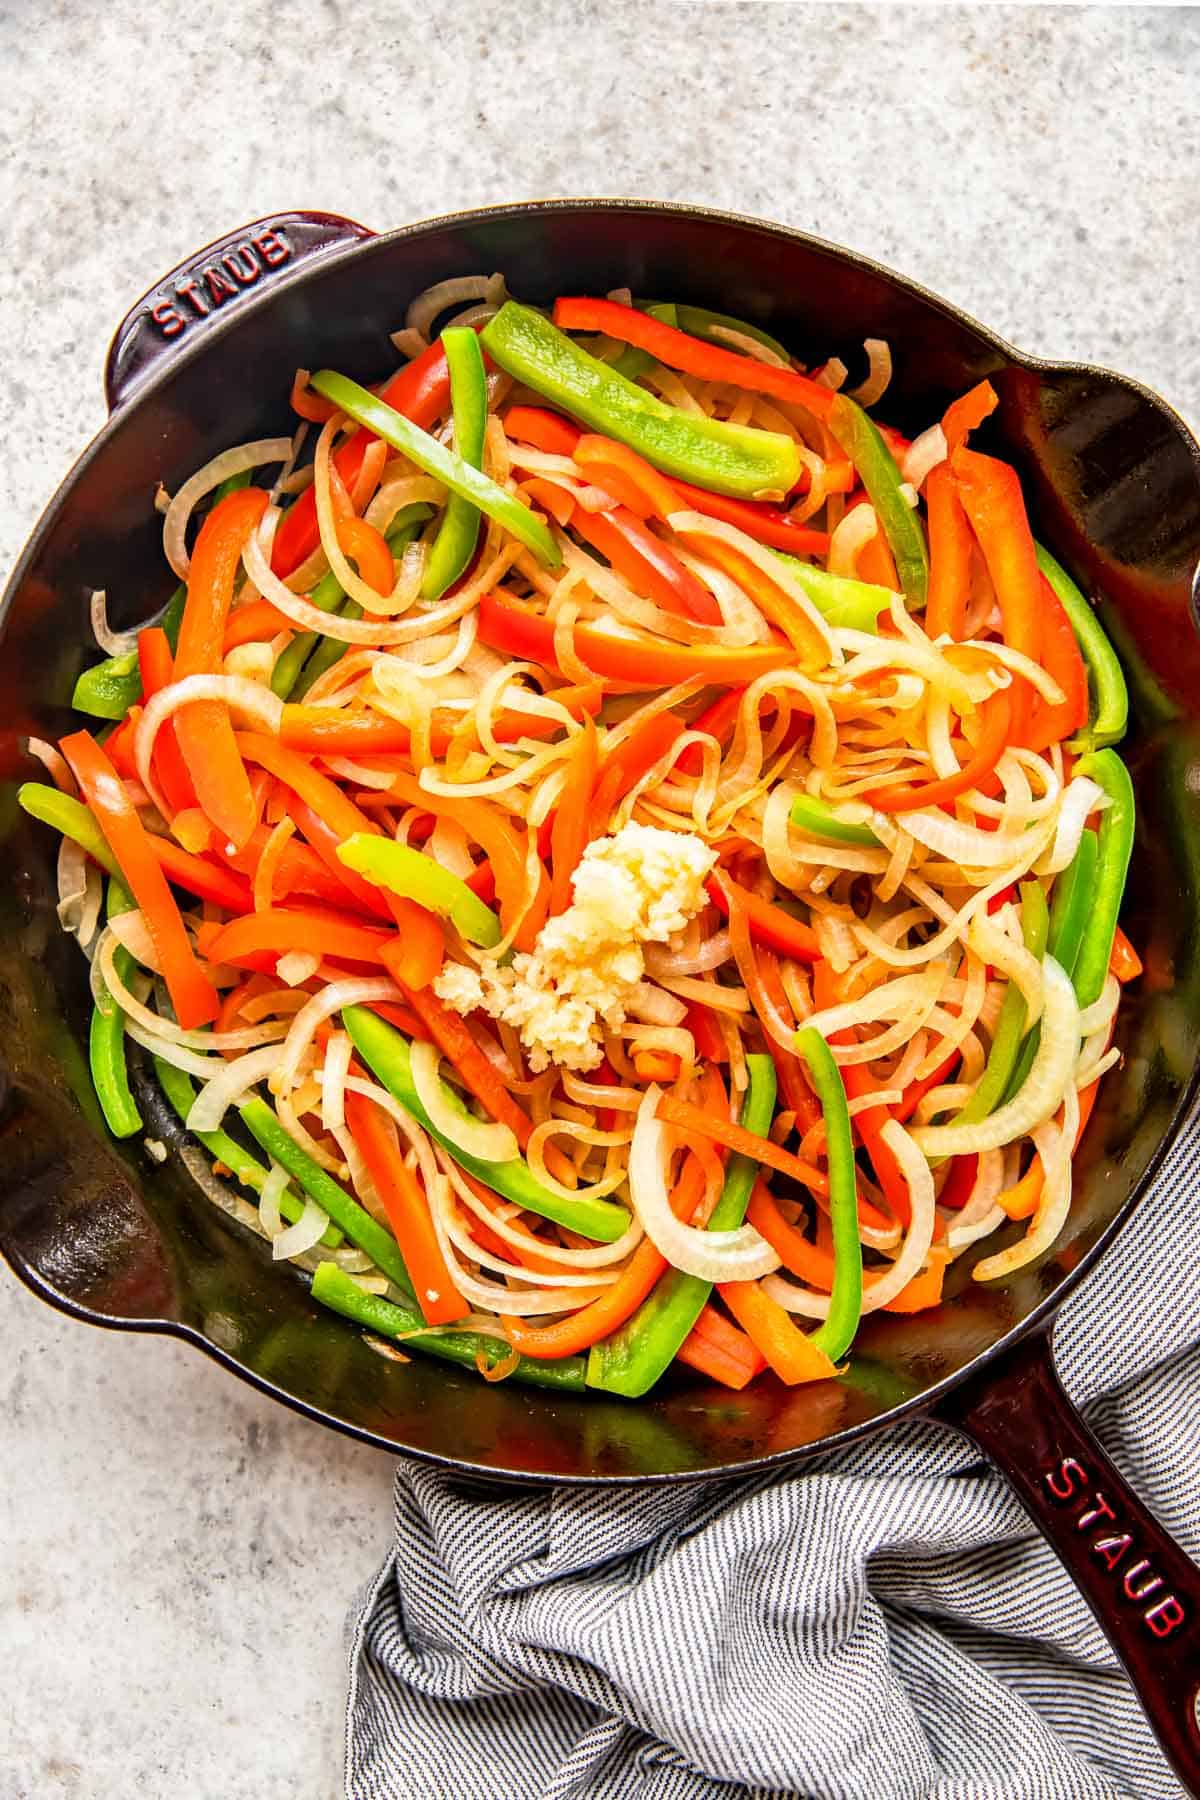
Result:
[1, 5, 1197, 1797]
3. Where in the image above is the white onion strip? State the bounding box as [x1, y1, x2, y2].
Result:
[163, 439, 293, 579]
[188, 1042, 300, 1133]
[630, 1088, 779, 1281]
[274, 978, 400, 1099]
[411, 1040, 518, 1164]
[134, 675, 283, 817]
[272, 1196, 331, 1262]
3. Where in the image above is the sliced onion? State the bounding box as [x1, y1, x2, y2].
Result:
[89, 590, 141, 656]
[275, 978, 400, 1098]
[846, 339, 892, 407]
[664, 511, 838, 666]
[887, 806, 1050, 871]
[57, 836, 101, 947]
[180, 1141, 270, 1240]
[277, 951, 321, 987]
[259, 1161, 290, 1237]
[630, 1087, 779, 1281]
[28, 735, 77, 793]
[974, 1081, 1079, 1281]
[912, 958, 1080, 1156]
[644, 932, 732, 978]
[163, 439, 292, 579]
[1047, 777, 1108, 874]
[107, 907, 161, 971]
[188, 1042, 299, 1133]
[410, 1039, 518, 1163]
[901, 424, 947, 491]
[95, 930, 286, 1052]
[624, 982, 688, 1027]
[406, 274, 501, 341]
[967, 912, 1045, 1029]
[828, 504, 878, 579]
[123, 1018, 225, 1078]
[134, 675, 283, 815]
[321, 1031, 352, 1132]
[273, 1196, 332, 1262]
[802, 965, 949, 1044]
[1077, 973, 1120, 1039]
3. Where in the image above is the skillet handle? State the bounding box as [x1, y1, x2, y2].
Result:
[942, 1330, 1200, 1797]
[103, 212, 375, 411]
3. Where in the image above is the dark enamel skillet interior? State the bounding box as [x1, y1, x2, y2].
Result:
[1, 204, 1198, 1787]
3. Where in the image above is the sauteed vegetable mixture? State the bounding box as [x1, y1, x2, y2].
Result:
[22, 276, 1138, 1395]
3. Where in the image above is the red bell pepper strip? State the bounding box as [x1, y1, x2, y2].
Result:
[866, 688, 1012, 812]
[552, 297, 835, 418]
[716, 1279, 838, 1385]
[151, 837, 254, 913]
[573, 435, 682, 520]
[343, 1089, 468, 1326]
[173, 488, 270, 849]
[394, 978, 533, 1148]
[549, 718, 598, 915]
[379, 911, 447, 993]
[922, 463, 973, 641]
[206, 905, 393, 970]
[218, 818, 384, 918]
[271, 340, 451, 578]
[222, 599, 296, 652]
[941, 379, 999, 453]
[137, 627, 201, 817]
[950, 446, 1043, 739]
[677, 687, 745, 776]
[892, 1049, 960, 1124]
[674, 530, 829, 665]
[685, 1000, 728, 1065]
[705, 873, 819, 963]
[59, 731, 219, 1028]
[572, 504, 722, 624]
[670, 481, 830, 555]
[938, 1153, 979, 1212]
[477, 592, 794, 689]
[1024, 577, 1089, 752]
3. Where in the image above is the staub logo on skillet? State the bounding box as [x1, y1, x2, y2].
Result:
[1044, 1457, 1186, 1638]
[148, 228, 292, 338]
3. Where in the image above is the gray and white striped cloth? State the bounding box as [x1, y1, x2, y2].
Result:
[345, 1116, 1200, 1800]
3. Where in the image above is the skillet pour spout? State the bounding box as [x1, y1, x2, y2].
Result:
[2, 203, 1200, 1791]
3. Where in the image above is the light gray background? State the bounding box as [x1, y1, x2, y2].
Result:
[1, 5, 1197, 1798]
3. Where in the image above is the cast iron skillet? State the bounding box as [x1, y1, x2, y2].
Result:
[1, 204, 1198, 1789]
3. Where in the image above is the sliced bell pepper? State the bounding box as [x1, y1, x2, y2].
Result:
[392, 979, 533, 1149]
[422, 327, 488, 600]
[572, 503, 722, 624]
[481, 303, 802, 499]
[593, 711, 688, 820]
[827, 394, 929, 606]
[789, 793, 881, 847]
[1070, 749, 1135, 1010]
[1024, 576, 1089, 751]
[58, 732, 219, 1029]
[476, 592, 794, 689]
[338, 834, 502, 948]
[941, 379, 999, 452]
[1034, 543, 1128, 751]
[549, 717, 598, 915]
[342, 1004, 632, 1242]
[89, 876, 142, 1139]
[343, 1089, 468, 1326]
[923, 462, 972, 640]
[206, 905, 393, 970]
[71, 585, 187, 721]
[646, 301, 794, 366]
[309, 369, 560, 568]
[793, 1026, 863, 1361]
[769, 553, 893, 631]
[866, 689, 1011, 812]
[705, 873, 819, 962]
[950, 446, 1043, 739]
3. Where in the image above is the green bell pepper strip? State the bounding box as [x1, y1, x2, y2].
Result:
[19, 784, 119, 879]
[1002, 831, 1100, 1104]
[794, 1027, 863, 1361]
[789, 793, 881, 847]
[647, 302, 794, 366]
[283, 508, 432, 701]
[827, 394, 929, 607]
[1070, 749, 1135, 1010]
[942, 880, 1049, 1143]
[310, 1261, 586, 1391]
[422, 328, 488, 600]
[338, 834, 502, 948]
[342, 1005, 632, 1242]
[240, 1096, 413, 1291]
[70, 584, 187, 720]
[89, 877, 142, 1138]
[153, 1059, 341, 1247]
[771, 554, 892, 631]
[212, 468, 254, 503]
[480, 301, 802, 500]
[309, 368, 560, 569]
[1035, 544, 1128, 751]
[586, 1053, 777, 1397]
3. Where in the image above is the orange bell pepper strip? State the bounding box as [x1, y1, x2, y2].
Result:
[705, 872, 820, 963]
[222, 599, 296, 653]
[276, 685, 603, 760]
[150, 836, 254, 912]
[270, 339, 452, 578]
[716, 1279, 839, 1384]
[843, 499, 900, 591]
[499, 1154, 707, 1358]
[950, 446, 1043, 739]
[335, 515, 395, 595]
[477, 591, 794, 690]
[746, 1183, 942, 1314]
[669, 480, 830, 556]
[998, 1073, 1104, 1221]
[219, 818, 384, 918]
[393, 976, 533, 1148]
[59, 731, 219, 1029]
[206, 905, 393, 970]
[289, 369, 339, 424]
[755, 948, 821, 1135]
[503, 404, 584, 457]
[573, 434, 682, 520]
[655, 1093, 833, 1195]
[1024, 577, 1089, 752]
[137, 627, 200, 816]
[923, 463, 973, 641]
[173, 487, 270, 849]
[880, 1258, 946, 1314]
[1110, 925, 1143, 984]
[380, 906, 446, 992]
[674, 530, 830, 665]
[592, 711, 688, 823]
[549, 717, 598, 915]
[552, 296, 835, 418]
[866, 688, 1012, 812]
[676, 1303, 766, 1388]
[941, 379, 999, 453]
[343, 1089, 468, 1326]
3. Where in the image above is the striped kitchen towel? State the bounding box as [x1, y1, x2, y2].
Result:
[345, 1114, 1200, 1800]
